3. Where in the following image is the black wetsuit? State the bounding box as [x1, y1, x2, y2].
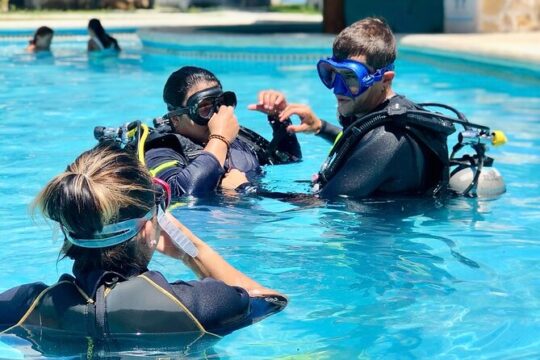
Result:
[145, 121, 301, 198]
[316, 95, 448, 199]
[0, 268, 286, 336]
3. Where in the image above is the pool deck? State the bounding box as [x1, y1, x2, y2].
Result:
[1, 10, 539, 66]
[0, 9, 322, 30]
[399, 32, 540, 66]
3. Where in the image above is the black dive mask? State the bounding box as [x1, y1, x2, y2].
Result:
[166, 86, 237, 126]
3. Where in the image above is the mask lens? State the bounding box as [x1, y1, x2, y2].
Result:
[196, 98, 216, 120]
[317, 61, 337, 88]
[337, 68, 361, 95]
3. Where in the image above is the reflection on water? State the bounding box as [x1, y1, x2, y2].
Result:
[169, 194, 498, 358]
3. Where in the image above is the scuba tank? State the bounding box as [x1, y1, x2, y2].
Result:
[416, 103, 507, 198]
[317, 100, 507, 198]
[450, 167, 505, 198]
[448, 127, 507, 197]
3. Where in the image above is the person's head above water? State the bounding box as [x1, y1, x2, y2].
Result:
[87, 18, 119, 51]
[163, 66, 222, 110]
[162, 66, 237, 142]
[318, 17, 396, 119]
[34, 143, 161, 275]
[88, 18, 107, 44]
[8, 142, 287, 342]
[28, 26, 54, 52]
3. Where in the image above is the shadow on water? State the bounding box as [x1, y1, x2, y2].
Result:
[284, 195, 488, 357]
[173, 191, 486, 276]
[1, 327, 220, 359]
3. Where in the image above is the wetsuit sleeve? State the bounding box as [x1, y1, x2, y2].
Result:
[267, 115, 302, 163]
[145, 148, 225, 198]
[170, 278, 287, 336]
[320, 125, 423, 198]
[316, 119, 342, 144]
[0, 282, 48, 331]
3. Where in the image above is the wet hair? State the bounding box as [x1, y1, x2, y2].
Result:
[30, 26, 54, 46]
[33, 143, 156, 274]
[333, 17, 396, 69]
[163, 66, 222, 110]
[88, 18, 120, 51]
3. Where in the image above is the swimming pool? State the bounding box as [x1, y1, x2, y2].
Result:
[1, 32, 540, 358]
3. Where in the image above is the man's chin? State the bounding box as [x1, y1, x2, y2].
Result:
[337, 106, 354, 118]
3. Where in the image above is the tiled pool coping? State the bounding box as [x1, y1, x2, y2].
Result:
[136, 28, 540, 74]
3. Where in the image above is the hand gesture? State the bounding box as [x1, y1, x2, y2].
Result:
[248, 90, 288, 115]
[208, 105, 239, 144]
[278, 104, 322, 134]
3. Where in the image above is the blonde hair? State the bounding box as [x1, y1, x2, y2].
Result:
[33, 143, 156, 273]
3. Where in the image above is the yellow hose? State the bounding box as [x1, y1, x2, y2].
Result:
[138, 124, 149, 166]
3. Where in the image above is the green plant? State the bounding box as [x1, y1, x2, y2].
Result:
[268, 4, 320, 14]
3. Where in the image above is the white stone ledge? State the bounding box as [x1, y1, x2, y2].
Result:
[399, 32, 540, 64]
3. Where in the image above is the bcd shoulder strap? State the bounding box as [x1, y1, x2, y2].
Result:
[319, 98, 456, 187]
[145, 128, 203, 162]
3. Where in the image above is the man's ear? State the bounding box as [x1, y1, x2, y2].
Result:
[382, 71, 395, 83]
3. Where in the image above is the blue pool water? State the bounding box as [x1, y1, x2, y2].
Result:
[1, 33, 540, 359]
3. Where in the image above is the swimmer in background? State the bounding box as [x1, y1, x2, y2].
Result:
[87, 18, 121, 52]
[26, 26, 54, 52]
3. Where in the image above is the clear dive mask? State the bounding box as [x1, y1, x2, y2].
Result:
[61, 177, 198, 257]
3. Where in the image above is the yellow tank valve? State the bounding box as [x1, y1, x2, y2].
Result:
[491, 130, 507, 146]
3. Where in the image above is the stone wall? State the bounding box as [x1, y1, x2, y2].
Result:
[445, 0, 540, 33]
[480, 0, 540, 32]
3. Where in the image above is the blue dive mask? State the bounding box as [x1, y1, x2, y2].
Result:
[317, 57, 394, 98]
